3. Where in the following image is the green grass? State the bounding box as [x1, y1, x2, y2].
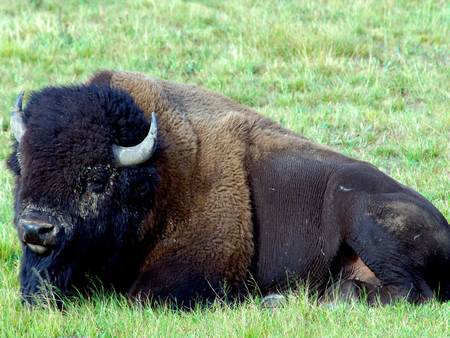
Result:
[0, 0, 449, 336]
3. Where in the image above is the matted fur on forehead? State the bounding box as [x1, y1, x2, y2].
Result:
[22, 84, 150, 149]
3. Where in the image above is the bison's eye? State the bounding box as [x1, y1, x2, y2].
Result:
[86, 167, 110, 193]
[87, 178, 106, 193]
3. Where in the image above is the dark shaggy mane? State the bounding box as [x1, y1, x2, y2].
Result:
[23, 84, 151, 148]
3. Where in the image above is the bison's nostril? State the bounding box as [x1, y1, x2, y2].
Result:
[37, 224, 54, 235]
[22, 221, 55, 245]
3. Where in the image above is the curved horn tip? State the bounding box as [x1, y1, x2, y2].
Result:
[150, 112, 157, 133]
[11, 91, 27, 143]
[15, 91, 25, 112]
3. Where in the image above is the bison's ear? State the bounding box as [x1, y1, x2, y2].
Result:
[87, 71, 114, 86]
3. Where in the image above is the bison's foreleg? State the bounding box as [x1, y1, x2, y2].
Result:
[127, 261, 224, 308]
[126, 239, 237, 308]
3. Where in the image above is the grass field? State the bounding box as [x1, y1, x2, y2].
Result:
[0, 0, 449, 336]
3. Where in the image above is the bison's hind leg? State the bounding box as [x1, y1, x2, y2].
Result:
[324, 164, 450, 304]
[342, 194, 450, 304]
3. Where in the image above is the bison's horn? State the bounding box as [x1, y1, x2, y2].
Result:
[112, 112, 158, 167]
[10, 91, 26, 143]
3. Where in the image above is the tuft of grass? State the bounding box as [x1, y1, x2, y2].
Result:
[0, 0, 449, 336]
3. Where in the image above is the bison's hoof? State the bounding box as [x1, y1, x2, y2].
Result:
[260, 294, 286, 309]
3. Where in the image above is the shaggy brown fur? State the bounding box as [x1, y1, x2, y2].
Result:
[90, 71, 258, 298]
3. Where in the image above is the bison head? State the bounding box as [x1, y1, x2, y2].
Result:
[7, 85, 160, 304]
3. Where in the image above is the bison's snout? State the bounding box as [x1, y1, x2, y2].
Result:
[20, 217, 58, 255]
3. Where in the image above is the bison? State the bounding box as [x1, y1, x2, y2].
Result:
[7, 71, 450, 306]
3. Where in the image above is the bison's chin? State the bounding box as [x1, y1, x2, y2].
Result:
[19, 234, 144, 306]
[19, 246, 87, 306]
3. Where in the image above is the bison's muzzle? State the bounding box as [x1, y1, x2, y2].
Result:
[19, 211, 59, 255]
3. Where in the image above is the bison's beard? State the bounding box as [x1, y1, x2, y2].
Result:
[19, 216, 146, 306]
[20, 244, 86, 306]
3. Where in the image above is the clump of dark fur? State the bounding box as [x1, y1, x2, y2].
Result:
[7, 85, 162, 303]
